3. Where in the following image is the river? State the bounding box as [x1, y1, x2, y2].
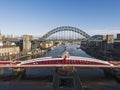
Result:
[0, 44, 120, 90]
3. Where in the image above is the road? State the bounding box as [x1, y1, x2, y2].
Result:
[0, 44, 120, 90]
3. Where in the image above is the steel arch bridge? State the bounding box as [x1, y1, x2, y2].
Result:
[42, 26, 91, 40]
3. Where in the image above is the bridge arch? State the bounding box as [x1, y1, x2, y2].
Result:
[42, 26, 91, 40]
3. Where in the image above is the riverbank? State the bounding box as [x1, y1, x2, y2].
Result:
[81, 47, 112, 61]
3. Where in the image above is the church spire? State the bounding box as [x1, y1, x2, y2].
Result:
[0, 29, 1, 35]
[0, 29, 2, 42]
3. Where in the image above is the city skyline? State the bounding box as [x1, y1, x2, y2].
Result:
[0, 0, 120, 37]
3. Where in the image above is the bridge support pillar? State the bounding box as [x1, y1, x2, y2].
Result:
[0, 68, 4, 75]
[52, 68, 83, 90]
[12, 68, 26, 79]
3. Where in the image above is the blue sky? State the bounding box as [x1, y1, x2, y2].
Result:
[0, 0, 120, 37]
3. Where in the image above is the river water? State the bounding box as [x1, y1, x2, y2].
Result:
[0, 44, 120, 90]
